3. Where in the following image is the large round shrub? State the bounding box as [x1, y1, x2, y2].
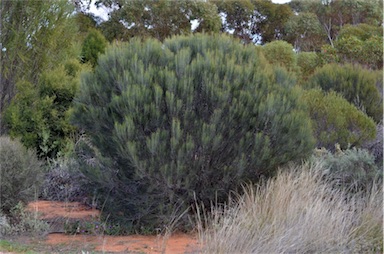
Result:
[0, 136, 43, 214]
[72, 34, 314, 232]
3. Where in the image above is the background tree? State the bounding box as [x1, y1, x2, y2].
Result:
[334, 24, 383, 69]
[214, 0, 255, 43]
[190, 1, 222, 34]
[215, 0, 293, 44]
[289, 0, 383, 47]
[96, 0, 193, 42]
[284, 12, 325, 52]
[75, 12, 98, 35]
[252, 0, 293, 44]
[72, 34, 315, 232]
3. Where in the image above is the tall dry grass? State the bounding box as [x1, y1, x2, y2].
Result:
[196, 161, 383, 253]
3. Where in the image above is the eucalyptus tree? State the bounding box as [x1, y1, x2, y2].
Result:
[96, 0, 221, 42]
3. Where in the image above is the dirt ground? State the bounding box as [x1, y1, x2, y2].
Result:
[24, 200, 200, 253]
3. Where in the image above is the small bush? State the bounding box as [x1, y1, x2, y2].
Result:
[0, 136, 44, 214]
[317, 146, 380, 192]
[0, 202, 49, 237]
[40, 157, 91, 203]
[5, 202, 49, 236]
[81, 28, 107, 67]
[0, 211, 11, 237]
[4, 59, 87, 159]
[64, 220, 122, 236]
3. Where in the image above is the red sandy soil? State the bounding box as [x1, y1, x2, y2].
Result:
[27, 201, 100, 220]
[26, 201, 200, 253]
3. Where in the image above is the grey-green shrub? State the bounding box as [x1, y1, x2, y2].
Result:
[0, 136, 43, 214]
[362, 123, 383, 168]
[316, 147, 380, 192]
[72, 34, 315, 232]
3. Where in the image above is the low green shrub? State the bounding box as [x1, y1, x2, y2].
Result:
[0, 136, 44, 214]
[1, 202, 49, 236]
[64, 220, 122, 236]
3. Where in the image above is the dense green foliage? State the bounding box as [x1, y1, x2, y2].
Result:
[72, 34, 314, 232]
[318, 23, 384, 69]
[284, 12, 324, 51]
[306, 64, 383, 123]
[0, 137, 43, 214]
[302, 89, 376, 150]
[296, 52, 322, 81]
[289, 0, 383, 47]
[4, 60, 86, 158]
[98, 0, 218, 41]
[262, 40, 297, 72]
[0, 0, 79, 133]
[81, 29, 108, 67]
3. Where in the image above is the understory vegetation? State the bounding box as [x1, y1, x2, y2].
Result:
[197, 161, 382, 253]
[0, 0, 382, 252]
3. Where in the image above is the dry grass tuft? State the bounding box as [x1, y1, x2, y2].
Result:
[197, 161, 383, 253]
